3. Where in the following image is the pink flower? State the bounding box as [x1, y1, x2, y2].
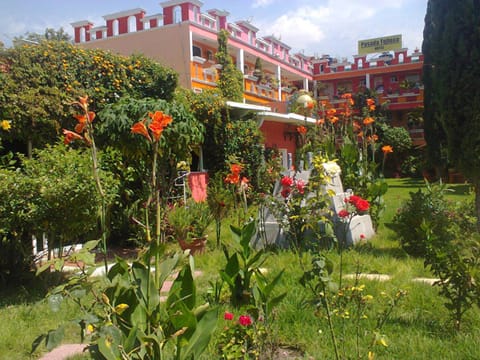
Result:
[296, 179, 305, 194]
[224, 311, 234, 321]
[338, 209, 350, 218]
[239, 315, 252, 326]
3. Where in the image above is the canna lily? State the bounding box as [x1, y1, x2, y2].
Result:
[74, 111, 96, 133]
[230, 163, 243, 175]
[363, 117, 375, 125]
[131, 119, 152, 142]
[148, 111, 173, 141]
[297, 125, 307, 134]
[63, 129, 84, 145]
[382, 145, 393, 154]
[366, 98, 376, 111]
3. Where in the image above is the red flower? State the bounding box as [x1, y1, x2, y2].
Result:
[62, 129, 83, 145]
[345, 195, 370, 213]
[230, 163, 243, 175]
[355, 198, 370, 212]
[238, 315, 252, 326]
[281, 176, 294, 187]
[224, 312, 234, 321]
[280, 188, 291, 198]
[297, 125, 307, 134]
[225, 173, 240, 185]
[338, 209, 350, 218]
[360, 234, 366, 240]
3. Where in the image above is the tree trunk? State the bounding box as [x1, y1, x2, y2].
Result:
[475, 180, 480, 232]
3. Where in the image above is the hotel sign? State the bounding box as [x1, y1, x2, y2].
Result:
[358, 35, 402, 55]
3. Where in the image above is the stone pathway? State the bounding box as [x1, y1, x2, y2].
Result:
[39, 344, 88, 360]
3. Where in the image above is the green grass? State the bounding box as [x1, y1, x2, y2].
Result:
[1, 178, 479, 359]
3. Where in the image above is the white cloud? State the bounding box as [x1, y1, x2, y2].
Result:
[257, 0, 423, 57]
[252, 0, 276, 9]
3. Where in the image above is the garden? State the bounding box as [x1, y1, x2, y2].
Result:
[1, 40, 480, 360]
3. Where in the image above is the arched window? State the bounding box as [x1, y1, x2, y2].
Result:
[399, 53, 405, 63]
[128, 15, 137, 33]
[173, 6, 182, 24]
[358, 59, 363, 69]
[112, 19, 119, 36]
[144, 21, 150, 30]
[80, 27, 86, 42]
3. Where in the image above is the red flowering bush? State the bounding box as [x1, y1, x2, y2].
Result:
[340, 194, 370, 218]
[218, 312, 264, 358]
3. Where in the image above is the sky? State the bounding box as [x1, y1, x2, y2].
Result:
[1, 0, 428, 61]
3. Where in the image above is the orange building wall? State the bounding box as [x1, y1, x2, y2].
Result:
[78, 23, 193, 88]
[260, 120, 297, 157]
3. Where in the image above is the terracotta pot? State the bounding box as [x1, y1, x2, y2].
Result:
[177, 236, 207, 255]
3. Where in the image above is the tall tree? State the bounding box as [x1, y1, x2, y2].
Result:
[422, 0, 480, 228]
[215, 30, 244, 102]
[0, 41, 177, 156]
[12, 27, 72, 46]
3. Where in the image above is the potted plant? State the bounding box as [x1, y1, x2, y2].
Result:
[166, 199, 213, 255]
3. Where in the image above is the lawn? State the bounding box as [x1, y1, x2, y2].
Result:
[1, 178, 478, 360]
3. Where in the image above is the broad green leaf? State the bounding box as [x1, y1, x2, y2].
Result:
[179, 307, 219, 360]
[46, 326, 64, 351]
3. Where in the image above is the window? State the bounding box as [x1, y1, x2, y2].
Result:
[80, 27, 86, 42]
[206, 50, 214, 61]
[173, 6, 182, 24]
[128, 15, 137, 33]
[192, 45, 202, 57]
[112, 19, 119, 36]
[390, 76, 398, 83]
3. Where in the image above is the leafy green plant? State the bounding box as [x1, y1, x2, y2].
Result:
[300, 255, 407, 360]
[391, 181, 451, 257]
[35, 250, 218, 359]
[421, 219, 480, 331]
[220, 221, 285, 312]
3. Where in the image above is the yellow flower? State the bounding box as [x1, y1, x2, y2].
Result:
[87, 324, 94, 333]
[114, 303, 129, 314]
[1, 120, 11, 131]
[368, 351, 375, 360]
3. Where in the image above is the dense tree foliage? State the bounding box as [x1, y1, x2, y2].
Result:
[215, 30, 244, 102]
[0, 40, 177, 155]
[12, 27, 72, 45]
[422, 0, 480, 227]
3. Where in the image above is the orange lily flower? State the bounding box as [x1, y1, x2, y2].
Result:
[230, 163, 243, 175]
[63, 129, 84, 145]
[73, 111, 96, 133]
[382, 145, 393, 154]
[131, 119, 152, 142]
[363, 117, 375, 125]
[330, 116, 339, 124]
[317, 118, 325, 125]
[148, 111, 173, 141]
[297, 125, 307, 134]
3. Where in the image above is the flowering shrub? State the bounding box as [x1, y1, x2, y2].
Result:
[267, 155, 337, 250]
[218, 311, 265, 359]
